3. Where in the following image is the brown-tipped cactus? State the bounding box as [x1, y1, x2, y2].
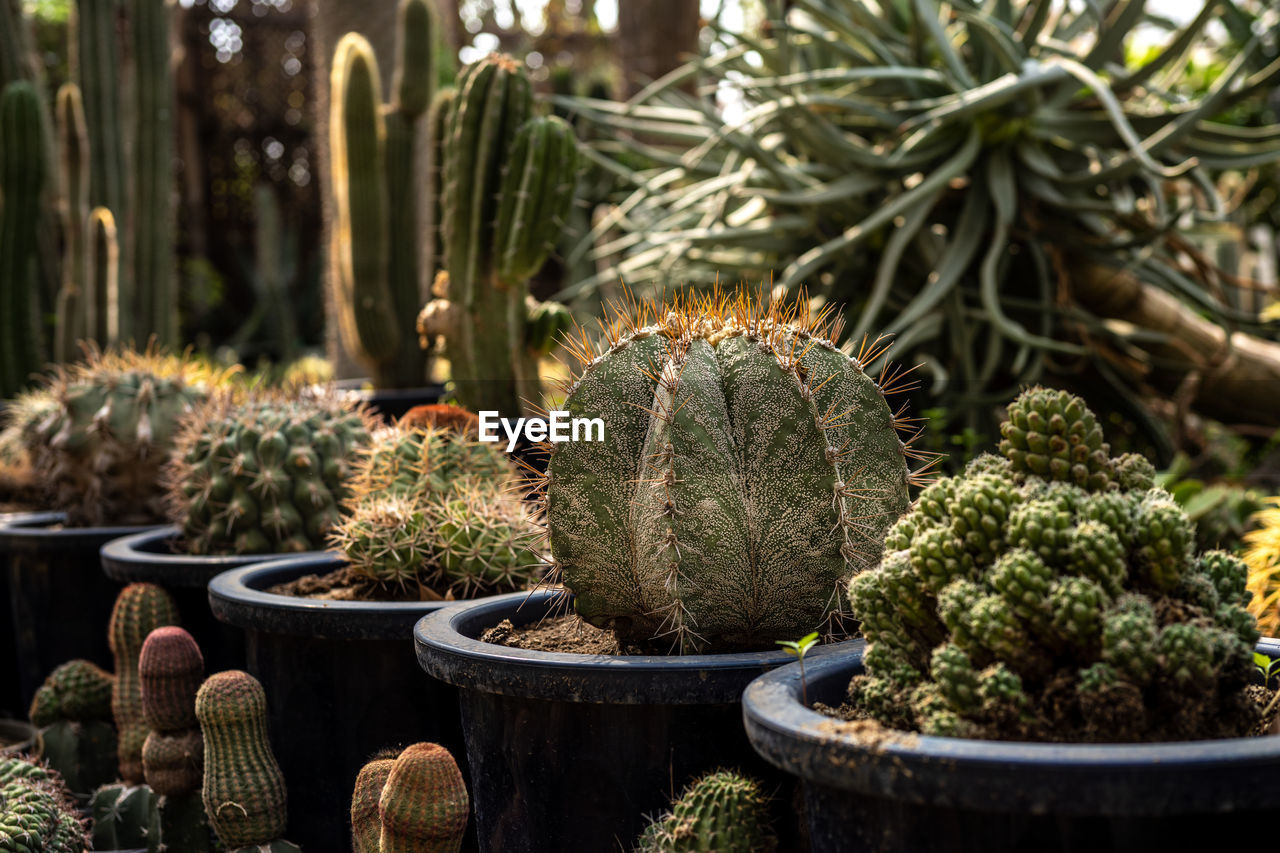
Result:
[846, 387, 1263, 742]
[140, 626, 205, 796]
[28, 660, 119, 795]
[0, 80, 47, 398]
[636, 769, 777, 853]
[378, 743, 469, 853]
[163, 387, 375, 555]
[110, 583, 181, 784]
[0, 756, 89, 853]
[55, 81, 90, 363]
[416, 53, 580, 417]
[541, 292, 917, 652]
[351, 754, 398, 853]
[85, 206, 120, 346]
[196, 670, 293, 850]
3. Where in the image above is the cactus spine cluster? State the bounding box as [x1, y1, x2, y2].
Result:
[0, 80, 47, 398]
[54, 82, 90, 363]
[110, 583, 181, 784]
[164, 388, 375, 555]
[329, 0, 441, 389]
[415, 52, 579, 417]
[28, 660, 118, 796]
[847, 387, 1263, 742]
[541, 292, 919, 651]
[0, 757, 88, 853]
[635, 770, 776, 853]
[351, 743, 469, 853]
[196, 670, 297, 851]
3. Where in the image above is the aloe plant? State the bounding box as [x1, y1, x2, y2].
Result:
[562, 0, 1280, 439]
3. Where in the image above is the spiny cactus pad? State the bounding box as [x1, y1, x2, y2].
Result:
[166, 387, 375, 554]
[0, 757, 87, 853]
[377, 742, 469, 853]
[110, 583, 181, 784]
[635, 769, 777, 853]
[28, 659, 114, 726]
[543, 291, 920, 651]
[846, 387, 1261, 742]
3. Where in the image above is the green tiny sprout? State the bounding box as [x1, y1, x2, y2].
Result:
[777, 631, 820, 706]
[1254, 653, 1280, 684]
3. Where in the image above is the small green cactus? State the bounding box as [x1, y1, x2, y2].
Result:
[635, 769, 777, 853]
[0, 757, 88, 853]
[29, 659, 114, 727]
[847, 386, 1263, 742]
[28, 659, 118, 796]
[111, 583, 181, 784]
[91, 783, 155, 849]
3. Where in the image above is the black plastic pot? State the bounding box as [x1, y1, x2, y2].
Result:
[98, 526, 294, 673]
[743, 638, 1280, 853]
[208, 553, 465, 853]
[0, 512, 160, 710]
[414, 590, 852, 853]
[0, 718, 38, 757]
[334, 380, 445, 423]
[0, 519, 20, 719]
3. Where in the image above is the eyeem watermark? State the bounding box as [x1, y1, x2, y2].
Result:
[479, 411, 605, 452]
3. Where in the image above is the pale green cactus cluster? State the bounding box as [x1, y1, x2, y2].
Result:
[0, 757, 88, 853]
[635, 770, 776, 853]
[847, 387, 1262, 742]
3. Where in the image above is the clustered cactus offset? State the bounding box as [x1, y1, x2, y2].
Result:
[846, 387, 1262, 742]
[541, 291, 924, 652]
[351, 743, 469, 853]
[635, 769, 776, 853]
[0, 757, 88, 853]
[110, 583, 181, 784]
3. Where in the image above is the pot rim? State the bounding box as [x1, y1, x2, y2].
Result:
[742, 638, 1280, 815]
[100, 525, 321, 587]
[414, 589, 855, 705]
[0, 511, 162, 554]
[207, 552, 453, 640]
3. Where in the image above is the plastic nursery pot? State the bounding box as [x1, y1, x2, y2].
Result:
[0, 511, 161, 710]
[0, 718, 38, 757]
[98, 526, 296, 673]
[0, 520, 20, 719]
[414, 589, 852, 853]
[743, 638, 1280, 853]
[333, 379, 445, 423]
[208, 552, 467, 853]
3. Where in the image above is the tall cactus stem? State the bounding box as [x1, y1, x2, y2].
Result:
[85, 206, 120, 345]
[56, 82, 90, 362]
[0, 80, 47, 397]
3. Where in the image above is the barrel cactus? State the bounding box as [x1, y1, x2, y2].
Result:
[846, 387, 1262, 742]
[26, 661, 117, 796]
[29, 659, 114, 727]
[0, 757, 88, 853]
[351, 743, 469, 853]
[164, 387, 376, 555]
[111, 583, 181, 784]
[635, 770, 776, 853]
[541, 292, 922, 652]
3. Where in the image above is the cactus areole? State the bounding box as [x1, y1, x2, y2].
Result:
[543, 292, 923, 652]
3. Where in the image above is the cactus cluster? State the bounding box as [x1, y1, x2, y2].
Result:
[17, 348, 216, 526]
[0, 757, 88, 853]
[635, 770, 776, 853]
[27, 660, 118, 795]
[164, 387, 376, 555]
[846, 387, 1262, 742]
[351, 743, 469, 853]
[540, 291, 921, 652]
[415, 52, 578, 417]
[110, 583, 180, 784]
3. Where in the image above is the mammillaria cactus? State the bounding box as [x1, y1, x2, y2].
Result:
[350, 743, 469, 853]
[635, 769, 776, 853]
[164, 387, 376, 555]
[846, 386, 1262, 742]
[18, 348, 217, 526]
[196, 670, 299, 852]
[111, 584, 181, 784]
[140, 626, 205, 795]
[540, 291, 923, 652]
[0, 757, 88, 853]
[27, 660, 118, 795]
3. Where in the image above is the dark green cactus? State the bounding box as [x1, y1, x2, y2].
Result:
[110, 583, 181, 784]
[846, 386, 1263, 742]
[73, 0, 127, 247]
[29, 659, 114, 726]
[376, 742, 469, 853]
[0, 80, 47, 398]
[32, 661, 118, 794]
[85, 206, 119, 345]
[55, 82, 90, 363]
[351, 754, 397, 853]
[140, 626, 205, 797]
[91, 783, 155, 849]
[542, 292, 917, 652]
[0, 757, 88, 853]
[425, 87, 455, 275]
[635, 769, 777, 853]
[195, 670, 292, 850]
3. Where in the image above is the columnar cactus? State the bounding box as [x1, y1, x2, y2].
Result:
[90, 783, 155, 849]
[540, 292, 919, 651]
[415, 53, 580, 417]
[195, 670, 298, 851]
[0, 80, 47, 398]
[140, 626, 205, 795]
[28, 660, 118, 795]
[635, 770, 777, 853]
[0, 757, 89, 853]
[163, 388, 376, 555]
[19, 348, 215, 526]
[55, 82, 90, 363]
[85, 206, 120, 345]
[350, 743, 469, 853]
[846, 387, 1263, 742]
[110, 583, 181, 784]
[73, 0, 128, 246]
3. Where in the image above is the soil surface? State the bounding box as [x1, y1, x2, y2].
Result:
[266, 565, 452, 602]
[480, 614, 634, 654]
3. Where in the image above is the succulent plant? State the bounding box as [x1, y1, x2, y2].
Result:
[0, 756, 88, 853]
[110, 583, 181, 784]
[29, 660, 118, 796]
[350, 743, 469, 853]
[846, 387, 1262, 742]
[635, 769, 776, 853]
[0, 80, 47, 399]
[349, 425, 511, 500]
[29, 659, 114, 727]
[54, 82, 91, 364]
[140, 626, 205, 796]
[18, 348, 218, 526]
[90, 783, 155, 850]
[539, 291, 924, 652]
[351, 753, 397, 853]
[164, 387, 376, 555]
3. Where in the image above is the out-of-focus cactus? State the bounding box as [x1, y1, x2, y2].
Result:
[540, 291, 920, 652]
[85, 206, 120, 346]
[110, 583, 181, 784]
[72, 0, 127, 246]
[350, 743, 469, 853]
[635, 769, 777, 853]
[847, 387, 1262, 742]
[90, 782, 155, 849]
[28, 659, 118, 795]
[29, 659, 114, 726]
[0, 756, 89, 853]
[415, 53, 580, 417]
[0, 80, 47, 398]
[55, 82, 90, 363]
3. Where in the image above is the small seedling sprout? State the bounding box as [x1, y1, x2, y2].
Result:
[777, 631, 820, 706]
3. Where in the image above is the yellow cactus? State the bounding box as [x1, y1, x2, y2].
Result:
[1243, 499, 1280, 638]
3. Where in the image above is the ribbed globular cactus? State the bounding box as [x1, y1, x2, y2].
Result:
[351, 754, 398, 853]
[635, 770, 777, 853]
[415, 53, 579, 417]
[164, 388, 375, 554]
[196, 670, 298, 852]
[541, 292, 920, 652]
[140, 626, 205, 796]
[110, 583, 181, 784]
[350, 743, 469, 853]
[90, 783, 155, 849]
[28, 661, 118, 796]
[29, 659, 114, 727]
[19, 348, 216, 526]
[846, 387, 1262, 742]
[0, 757, 88, 853]
[0, 80, 47, 398]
